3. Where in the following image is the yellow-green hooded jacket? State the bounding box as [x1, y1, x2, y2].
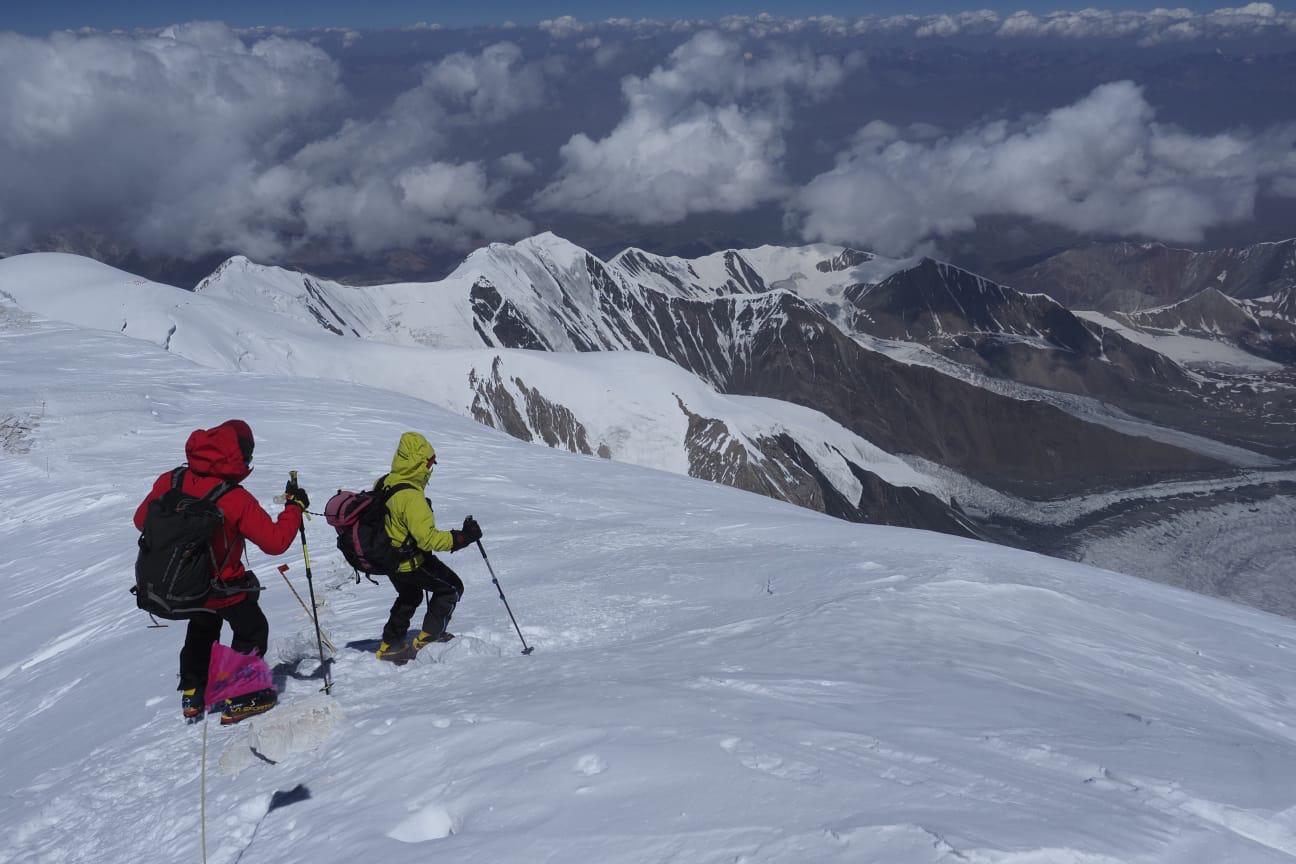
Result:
[382, 432, 455, 571]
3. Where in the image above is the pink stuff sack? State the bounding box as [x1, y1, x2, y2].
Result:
[204, 642, 275, 709]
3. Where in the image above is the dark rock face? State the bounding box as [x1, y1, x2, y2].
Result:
[513, 377, 596, 454]
[716, 294, 1221, 497]
[677, 396, 828, 515]
[772, 433, 977, 538]
[470, 278, 552, 351]
[993, 239, 1296, 311]
[1272, 286, 1296, 320]
[817, 248, 875, 273]
[613, 249, 699, 295]
[1121, 287, 1253, 334]
[849, 259, 1099, 353]
[1117, 287, 1296, 366]
[302, 278, 360, 337]
[465, 256, 1222, 497]
[674, 396, 977, 536]
[847, 258, 1198, 407]
[469, 358, 532, 442]
[468, 357, 597, 456]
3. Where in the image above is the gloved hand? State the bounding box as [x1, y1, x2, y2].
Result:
[283, 479, 310, 511]
[449, 516, 482, 552]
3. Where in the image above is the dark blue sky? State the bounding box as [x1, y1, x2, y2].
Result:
[3, 0, 1250, 34]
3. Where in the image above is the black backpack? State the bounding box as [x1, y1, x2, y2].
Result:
[133, 467, 234, 619]
[324, 475, 418, 577]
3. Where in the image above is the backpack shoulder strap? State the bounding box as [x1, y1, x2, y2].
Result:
[200, 481, 236, 504]
[171, 466, 234, 503]
[380, 482, 417, 503]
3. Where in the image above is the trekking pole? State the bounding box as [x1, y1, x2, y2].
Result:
[276, 564, 337, 655]
[291, 471, 333, 694]
[473, 530, 533, 655]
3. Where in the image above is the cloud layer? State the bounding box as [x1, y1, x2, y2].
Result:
[535, 31, 853, 223]
[792, 81, 1296, 254]
[3, 15, 1296, 264]
[538, 4, 1296, 45]
[0, 24, 539, 257]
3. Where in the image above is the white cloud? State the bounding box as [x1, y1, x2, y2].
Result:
[498, 152, 537, 177]
[0, 27, 535, 257]
[424, 41, 549, 122]
[0, 24, 341, 256]
[535, 31, 853, 223]
[539, 104, 785, 223]
[791, 81, 1296, 255]
[539, 16, 587, 38]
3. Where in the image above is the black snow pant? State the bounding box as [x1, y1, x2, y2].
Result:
[178, 593, 269, 692]
[382, 557, 464, 645]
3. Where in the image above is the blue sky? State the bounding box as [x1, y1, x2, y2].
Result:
[3, 0, 1251, 34]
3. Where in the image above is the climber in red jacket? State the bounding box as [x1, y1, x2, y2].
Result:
[133, 419, 307, 722]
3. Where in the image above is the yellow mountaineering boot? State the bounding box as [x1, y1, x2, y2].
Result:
[376, 640, 414, 665]
[412, 630, 454, 650]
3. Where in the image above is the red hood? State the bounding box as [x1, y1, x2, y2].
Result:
[185, 419, 253, 482]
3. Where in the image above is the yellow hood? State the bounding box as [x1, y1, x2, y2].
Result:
[388, 431, 435, 489]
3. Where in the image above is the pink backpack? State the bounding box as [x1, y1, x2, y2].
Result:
[323, 477, 418, 576]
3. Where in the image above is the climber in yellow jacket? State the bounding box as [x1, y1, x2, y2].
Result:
[375, 431, 482, 661]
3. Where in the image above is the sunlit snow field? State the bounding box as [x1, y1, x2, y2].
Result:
[5, 302, 1296, 862]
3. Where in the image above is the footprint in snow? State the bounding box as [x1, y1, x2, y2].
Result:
[416, 635, 502, 663]
[720, 736, 819, 781]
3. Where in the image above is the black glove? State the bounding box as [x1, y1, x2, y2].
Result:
[449, 516, 482, 552]
[284, 480, 310, 511]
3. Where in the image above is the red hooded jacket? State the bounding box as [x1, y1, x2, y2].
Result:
[133, 420, 302, 609]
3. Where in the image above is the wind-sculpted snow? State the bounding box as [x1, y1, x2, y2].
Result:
[6, 311, 1296, 862]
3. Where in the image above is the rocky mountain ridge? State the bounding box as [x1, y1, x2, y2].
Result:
[993, 238, 1296, 312]
[194, 235, 1245, 502]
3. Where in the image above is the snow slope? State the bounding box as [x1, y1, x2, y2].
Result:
[7, 300, 1296, 862]
[0, 253, 942, 509]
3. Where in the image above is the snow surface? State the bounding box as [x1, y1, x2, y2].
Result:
[1076, 311, 1284, 373]
[7, 300, 1296, 862]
